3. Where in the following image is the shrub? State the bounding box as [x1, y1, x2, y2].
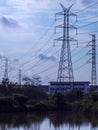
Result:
[92, 93, 98, 102]
[13, 94, 28, 105]
[0, 97, 13, 111]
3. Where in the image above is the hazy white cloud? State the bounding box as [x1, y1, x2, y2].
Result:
[13, 58, 19, 63]
[38, 54, 57, 61]
[0, 51, 5, 59]
[1, 16, 20, 29]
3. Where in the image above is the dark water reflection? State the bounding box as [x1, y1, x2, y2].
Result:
[0, 112, 98, 130]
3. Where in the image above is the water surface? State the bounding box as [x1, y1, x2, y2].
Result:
[0, 112, 97, 130]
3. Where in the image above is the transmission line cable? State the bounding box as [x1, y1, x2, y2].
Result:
[19, 20, 55, 61]
[33, 62, 58, 75]
[21, 48, 60, 74]
[78, 21, 98, 29]
[22, 60, 58, 76]
[75, 2, 98, 14]
[73, 55, 87, 64]
[29, 49, 60, 69]
[19, 33, 55, 68]
[74, 63, 87, 71]
[78, 15, 98, 22]
[78, 30, 98, 35]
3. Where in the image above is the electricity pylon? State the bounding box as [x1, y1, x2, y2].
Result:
[19, 69, 21, 86]
[4, 58, 8, 80]
[55, 3, 77, 82]
[87, 34, 97, 85]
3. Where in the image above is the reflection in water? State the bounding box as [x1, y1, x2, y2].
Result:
[0, 112, 97, 130]
[0, 113, 45, 130]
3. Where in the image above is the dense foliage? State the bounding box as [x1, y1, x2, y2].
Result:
[0, 80, 98, 113]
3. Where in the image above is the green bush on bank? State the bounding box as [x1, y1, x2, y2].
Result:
[0, 89, 98, 113]
[13, 93, 28, 105]
[92, 103, 98, 113]
[91, 93, 98, 102]
[0, 97, 13, 111]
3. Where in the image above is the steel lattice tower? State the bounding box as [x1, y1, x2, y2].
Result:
[91, 35, 97, 85]
[55, 4, 77, 82]
[4, 58, 8, 80]
[87, 34, 97, 85]
[19, 69, 21, 86]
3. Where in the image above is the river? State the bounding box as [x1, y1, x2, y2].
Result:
[0, 112, 97, 130]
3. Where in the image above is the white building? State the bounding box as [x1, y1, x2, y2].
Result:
[49, 81, 90, 94]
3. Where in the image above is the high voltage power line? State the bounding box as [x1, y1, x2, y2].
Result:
[78, 21, 98, 29]
[73, 54, 87, 65]
[8, 32, 98, 82]
[22, 49, 60, 74]
[27, 49, 60, 70]
[74, 63, 87, 71]
[19, 20, 55, 61]
[78, 30, 98, 35]
[78, 15, 98, 22]
[11, 37, 97, 81]
[75, 1, 98, 14]
[11, 47, 60, 79]
[19, 33, 55, 68]
[32, 62, 58, 76]
[21, 37, 98, 71]
[19, 46, 77, 78]
[20, 45, 53, 67]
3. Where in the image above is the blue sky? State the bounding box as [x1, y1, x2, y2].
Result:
[0, 0, 98, 84]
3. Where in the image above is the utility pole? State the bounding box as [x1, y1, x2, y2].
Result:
[55, 3, 77, 82]
[19, 69, 21, 86]
[4, 58, 8, 80]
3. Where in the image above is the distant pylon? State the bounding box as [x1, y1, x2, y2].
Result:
[19, 69, 21, 86]
[87, 34, 97, 85]
[55, 3, 77, 82]
[91, 35, 97, 85]
[4, 58, 8, 80]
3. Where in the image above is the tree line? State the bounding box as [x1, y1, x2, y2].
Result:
[0, 77, 98, 113]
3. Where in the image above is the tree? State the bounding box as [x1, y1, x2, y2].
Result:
[67, 90, 83, 101]
[1, 78, 9, 87]
[22, 76, 31, 85]
[31, 75, 42, 86]
[22, 75, 42, 86]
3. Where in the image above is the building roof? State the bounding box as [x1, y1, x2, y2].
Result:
[49, 81, 90, 85]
